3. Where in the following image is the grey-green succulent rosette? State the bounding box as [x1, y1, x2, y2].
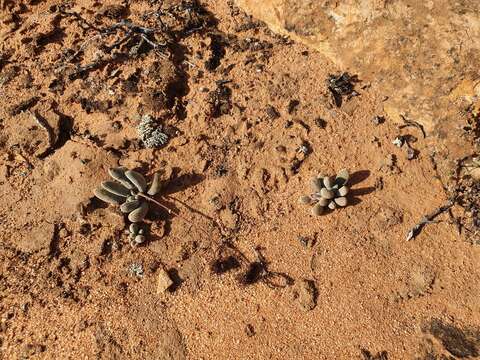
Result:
[94, 167, 166, 244]
[299, 169, 350, 216]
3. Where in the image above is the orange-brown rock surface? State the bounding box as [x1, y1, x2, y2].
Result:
[235, 0, 480, 136]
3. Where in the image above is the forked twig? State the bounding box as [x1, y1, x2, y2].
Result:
[399, 114, 426, 138]
[406, 200, 455, 241]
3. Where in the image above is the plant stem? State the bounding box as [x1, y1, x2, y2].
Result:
[138, 193, 210, 236]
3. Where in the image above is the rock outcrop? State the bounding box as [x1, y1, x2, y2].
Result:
[235, 0, 480, 141]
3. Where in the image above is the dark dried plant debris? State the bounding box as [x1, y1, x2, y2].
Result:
[327, 72, 359, 107]
[55, 0, 216, 82]
[266, 105, 280, 120]
[314, 117, 327, 129]
[208, 80, 232, 118]
[399, 114, 426, 138]
[360, 349, 388, 360]
[287, 99, 300, 114]
[372, 115, 385, 125]
[211, 256, 240, 275]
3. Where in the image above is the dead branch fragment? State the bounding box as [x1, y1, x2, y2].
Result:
[399, 114, 426, 138]
[406, 200, 455, 241]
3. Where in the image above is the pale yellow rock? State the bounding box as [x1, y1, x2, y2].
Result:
[235, 0, 480, 135]
[157, 269, 173, 294]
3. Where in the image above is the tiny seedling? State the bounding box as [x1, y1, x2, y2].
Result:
[94, 167, 208, 242]
[299, 169, 350, 216]
[129, 223, 146, 245]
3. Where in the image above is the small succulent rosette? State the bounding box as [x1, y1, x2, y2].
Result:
[299, 169, 350, 216]
[94, 166, 166, 223]
[128, 223, 146, 245]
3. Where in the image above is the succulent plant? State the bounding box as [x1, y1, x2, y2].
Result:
[129, 223, 146, 245]
[94, 167, 167, 223]
[137, 115, 169, 148]
[299, 169, 350, 216]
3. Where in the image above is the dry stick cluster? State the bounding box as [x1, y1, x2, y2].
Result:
[56, 1, 213, 80]
[56, 9, 173, 80]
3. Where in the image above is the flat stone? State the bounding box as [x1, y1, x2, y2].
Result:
[157, 269, 173, 294]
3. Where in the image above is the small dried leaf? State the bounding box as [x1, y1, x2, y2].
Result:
[128, 201, 149, 222]
[94, 187, 125, 205]
[101, 181, 130, 197]
[120, 200, 141, 213]
[125, 170, 148, 193]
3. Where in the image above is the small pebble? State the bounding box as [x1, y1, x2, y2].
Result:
[266, 105, 280, 120]
[297, 235, 315, 247]
[392, 136, 404, 147]
[406, 147, 416, 160]
[157, 269, 173, 294]
[245, 324, 255, 337]
[314, 118, 327, 129]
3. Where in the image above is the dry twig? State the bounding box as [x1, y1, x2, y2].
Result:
[406, 200, 455, 241]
